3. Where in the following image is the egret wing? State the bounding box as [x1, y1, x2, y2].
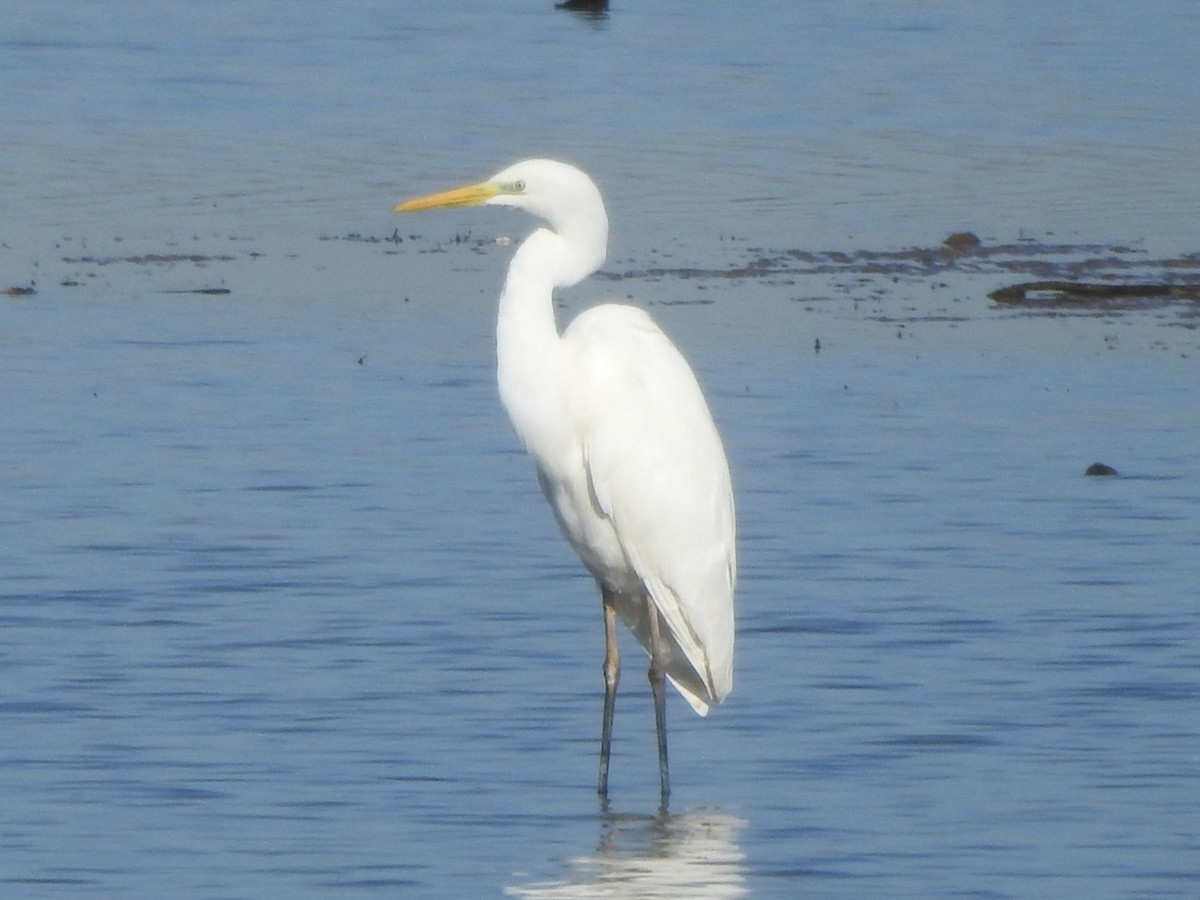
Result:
[565, 305, 736, 713]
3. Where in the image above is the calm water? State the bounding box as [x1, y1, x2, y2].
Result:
[3, 2, 1199, 897]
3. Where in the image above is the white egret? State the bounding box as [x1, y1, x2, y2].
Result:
[394, 159, 735, 806]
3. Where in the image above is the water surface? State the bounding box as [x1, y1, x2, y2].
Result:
[3, 2, 1199, 897]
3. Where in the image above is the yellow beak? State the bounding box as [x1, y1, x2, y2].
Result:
[393, 180, 502, 213]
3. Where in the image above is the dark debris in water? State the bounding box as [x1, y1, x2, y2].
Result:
[592, 237, 1200, 318]
[556, 0, 608, 14]
[23, 231, 1200, 340]
[325, 230, 410, 245]
[595, 240, 1167, 282]
[943, 231, 982, 250]
[989, 280, 1200, 308]
[309, 230, 1200, 315]
[62, 253, 236, 266]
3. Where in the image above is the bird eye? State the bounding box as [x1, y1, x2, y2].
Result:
[511, 180, 526, 193]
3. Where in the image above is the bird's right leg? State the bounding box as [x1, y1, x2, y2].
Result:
[598, 586, 620, 799]
[646, 597, 670, 810]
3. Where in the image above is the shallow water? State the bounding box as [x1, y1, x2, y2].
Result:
[3, 2, 1199, 897]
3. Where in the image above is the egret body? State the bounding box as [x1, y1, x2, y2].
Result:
[394, 159, 736, 806]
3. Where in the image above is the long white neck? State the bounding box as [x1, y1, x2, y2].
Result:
[495, 229, 568, 456]
[494, 198, 607, 460]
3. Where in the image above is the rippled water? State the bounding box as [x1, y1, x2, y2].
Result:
[3, 2, 1199, 897]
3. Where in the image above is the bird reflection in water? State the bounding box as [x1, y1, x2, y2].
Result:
[506, 809, 746, 899]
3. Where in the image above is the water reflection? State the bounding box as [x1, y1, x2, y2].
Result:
[507, 809, 747, 899]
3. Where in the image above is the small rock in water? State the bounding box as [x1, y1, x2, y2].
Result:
[1085, 462, 1119, 477]
[944, 232, 981, 250]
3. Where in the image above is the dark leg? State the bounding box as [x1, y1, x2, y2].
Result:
[598, 587, 620, 799]
[645, 596, 670, 809]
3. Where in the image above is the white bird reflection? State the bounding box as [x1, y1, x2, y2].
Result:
[506, 809, 747, 899]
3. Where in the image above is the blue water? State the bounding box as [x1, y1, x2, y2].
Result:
[3, 2, 1199, 897]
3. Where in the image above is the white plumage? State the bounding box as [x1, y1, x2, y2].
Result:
[395, 159, 736, 804]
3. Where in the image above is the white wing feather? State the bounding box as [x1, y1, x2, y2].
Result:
[561, 304, 735, 714]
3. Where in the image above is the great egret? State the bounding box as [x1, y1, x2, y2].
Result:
[394, 159, 735, 806]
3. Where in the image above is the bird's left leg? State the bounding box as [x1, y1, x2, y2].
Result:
[645, 596, 670, 809]
[598, 586, 620, 799]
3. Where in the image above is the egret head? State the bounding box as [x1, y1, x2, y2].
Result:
[397, 157, 604, 223]
[481, 159, 604, 225]
[395, 158, 609, 285]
